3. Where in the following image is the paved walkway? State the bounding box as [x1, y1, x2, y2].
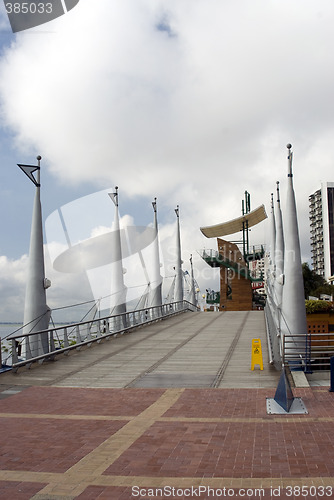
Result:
[0, 311, 278, 389]
[1, 386, 334, 499]
[1, 311, 333, 499]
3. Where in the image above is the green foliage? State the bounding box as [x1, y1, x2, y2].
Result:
[302, 262, 327, 299]
[305, 300, 334, 314]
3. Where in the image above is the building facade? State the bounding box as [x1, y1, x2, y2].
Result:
[309, 182, 334, 280]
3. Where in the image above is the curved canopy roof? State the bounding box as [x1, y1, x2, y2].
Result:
[200, 204, 267, 238]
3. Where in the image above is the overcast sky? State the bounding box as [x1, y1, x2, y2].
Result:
[0, 0, 334, 322]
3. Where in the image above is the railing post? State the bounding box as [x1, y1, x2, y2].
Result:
[63, 327, 69, 347]
[26, 336, 32, 359]
[0, 337, 2, 367]
[98, 320, 105, 337]
[329, 357, 334, 392]
[76, 324, 82, 344]
[11, 339, 18, 364]
[305, 332, 312, 373]
[86, 323, 92, 341]
[49, 330, 55, 352]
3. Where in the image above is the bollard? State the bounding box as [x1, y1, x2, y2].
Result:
[329, 356, 334, 392]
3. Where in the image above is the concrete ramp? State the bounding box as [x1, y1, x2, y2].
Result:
[0, 311, 279, 389]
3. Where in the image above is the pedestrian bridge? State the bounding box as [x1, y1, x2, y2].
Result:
[0, 309, 279, 389]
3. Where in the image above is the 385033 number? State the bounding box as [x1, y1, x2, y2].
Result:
[285, 486, 333, 497]
[5, 3, 53, 14]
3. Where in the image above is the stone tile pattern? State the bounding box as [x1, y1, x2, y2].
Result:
[0, 386, 334, 499]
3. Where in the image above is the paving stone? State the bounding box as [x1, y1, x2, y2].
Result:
[0, 313, 333, 499]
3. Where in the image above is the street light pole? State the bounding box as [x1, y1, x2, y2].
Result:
[18, 156, 51, 357]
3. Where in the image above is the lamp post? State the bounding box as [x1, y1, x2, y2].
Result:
[18, 156, 51, 357]
[109, 187, 127, 329]
[189, 254, 197, 306]
[149, 198, 163, 308]
[274, 181, 284, 333]
[280, 144, 307, 356]
[174, 206, 184, 304]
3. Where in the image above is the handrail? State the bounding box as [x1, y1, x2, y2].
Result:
[264, 304, 282, 370]
[283, 333, 334, 371]
[6, 300, 199, 372]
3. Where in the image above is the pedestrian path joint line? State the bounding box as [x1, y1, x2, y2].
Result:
[1, 471, 334, 493]
[30, 388, 184, 498]
[0, 412, 135, 421]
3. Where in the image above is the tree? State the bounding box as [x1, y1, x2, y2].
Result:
[302, 262, 327, 299]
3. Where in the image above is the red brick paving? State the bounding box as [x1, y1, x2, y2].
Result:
[1, 386, 334, 499]
[0, 481, 47, 499]
[0, 417, 126, 472]
[163, 388, 313, 418]
[0, 386, 165, 416]
[76, 485, 330, 500]
[104, 419, 334, 478]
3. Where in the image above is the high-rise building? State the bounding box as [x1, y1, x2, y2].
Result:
[309, 182, 334, 280]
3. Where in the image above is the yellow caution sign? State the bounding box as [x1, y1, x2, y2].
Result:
[251, 338, 263, 371]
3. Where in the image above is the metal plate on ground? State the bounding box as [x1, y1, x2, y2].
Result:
[132, 373, 215, 388]
[266, 397, 308, 415]
[0, 386, 28, 400]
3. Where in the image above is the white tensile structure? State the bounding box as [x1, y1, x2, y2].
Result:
[20, 157, 51, 357]
[174, 206, 184, 303]
[265, 144, 308, 414]
[273, 181, 285, 333]
[189, 254, 197, 306]
[280, 144, 307, 360]
[266, 144, 307, 370]
[109, 187, 127, 329]
[148, 198, 163, 308]
[265, 193, 276, 318]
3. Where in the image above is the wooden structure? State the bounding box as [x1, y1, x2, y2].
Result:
[218, 238, 253, 311]
[200, 194, 267, 312]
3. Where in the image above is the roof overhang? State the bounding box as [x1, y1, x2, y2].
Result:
[200, 204, 267, 238]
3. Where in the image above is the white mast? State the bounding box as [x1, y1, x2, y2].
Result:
[20, 156, 51, 356]
[274, 181, 285, 330]
[266, 192, 277, 312]
[174, 205, 183, 303]
[189, 254, 197, 306]
[280, 144, 307, 362]
[148, 198, 162, 308]
[269, 192, 276, 269]
[109, 187, 127, 328]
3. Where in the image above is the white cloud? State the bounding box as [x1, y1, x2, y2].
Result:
[0, 255, 27, 321]
[1, 0, 334, 318]
[2, 0, 334, 203]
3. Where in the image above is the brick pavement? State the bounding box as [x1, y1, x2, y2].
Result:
[0, 386, 334, 499]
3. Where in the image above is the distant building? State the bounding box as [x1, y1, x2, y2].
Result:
[309, 182, 334, 280]
[249, 257, 265, 292]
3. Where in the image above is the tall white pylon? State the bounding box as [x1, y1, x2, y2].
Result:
[274, 181, 285, 328]
[20, 156, 51, 357]
[280, 144, 307, 363]
[109, 187, 127, 327]
[266, 193, 276, 311]
[269, 192, 276, 269]
[148, 198, 163, 308]
[189, 254, 197, 306]
[174, 205, 184, 303]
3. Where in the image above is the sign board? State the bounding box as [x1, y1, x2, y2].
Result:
[251, 338, 263, 371]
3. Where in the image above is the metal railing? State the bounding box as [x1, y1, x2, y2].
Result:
[283, 333, 334, 372]
[5, 300, 199, 372]
[264, 303, 282, 370]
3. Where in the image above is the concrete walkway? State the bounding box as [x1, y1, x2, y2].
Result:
[0, 311, 279, 390]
